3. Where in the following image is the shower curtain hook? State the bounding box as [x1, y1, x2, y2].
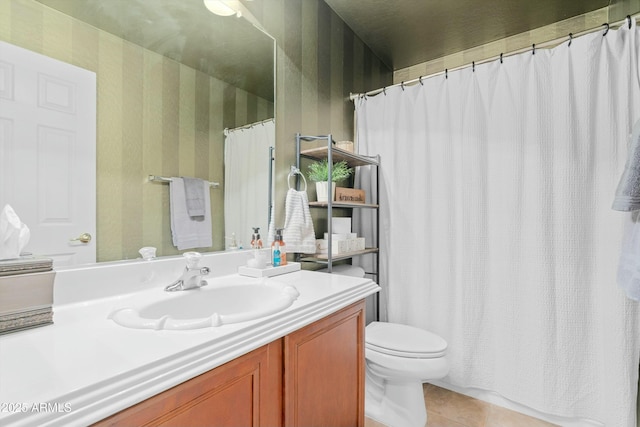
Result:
[445, 69, 448, 79]
[602, 23, 609, 36]
[383, 87, 387, 95]
[419, 76, 424, 85]
[627, 15, 632, 29]
[568, 33, 573, 47]
[532, 44, 536, 55]
[500, 53, 503, 64]
[401, 81, 405, 91]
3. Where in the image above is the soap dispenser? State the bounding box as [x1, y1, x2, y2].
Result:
[251, 227, 263, 249]
[272, 241, 281, 267]
[271, 228, 287, 266]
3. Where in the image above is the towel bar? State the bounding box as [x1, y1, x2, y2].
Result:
[148, 175, 220, 188]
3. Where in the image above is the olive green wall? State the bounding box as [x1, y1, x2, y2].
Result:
[248, 1, 393, 231]
[0, 0, 273, 262]
[395, 3, 640, 83]
[0, 0, 391, 261]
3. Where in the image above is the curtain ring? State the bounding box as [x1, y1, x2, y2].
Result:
[419, 76, 424, 85]
[602, 23, 609, 36]
[628, 15, 632, 29]
[500, 53, 503, 64]
[532, 43, 535, 55]
[568, 33, 573, 47]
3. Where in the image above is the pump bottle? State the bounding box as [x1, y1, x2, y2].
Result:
[271, 228, 286, 266]
[272, 242, 281, 267]
[251, 227, 263, 249]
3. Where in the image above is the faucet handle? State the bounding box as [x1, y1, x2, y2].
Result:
[183, 251, 202, 269]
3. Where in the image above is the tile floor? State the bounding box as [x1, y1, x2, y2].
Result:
[364, 384, 559, 427]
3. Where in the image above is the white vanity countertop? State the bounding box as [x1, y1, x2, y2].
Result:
[0, 252, 379, 427]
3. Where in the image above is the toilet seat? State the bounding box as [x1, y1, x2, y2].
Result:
[366, 322, 447, 359]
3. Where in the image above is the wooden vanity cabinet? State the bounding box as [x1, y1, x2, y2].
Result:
[284, 300, 366, 427]
[93, 340, 283, 427]
[93, 300, 365, 427]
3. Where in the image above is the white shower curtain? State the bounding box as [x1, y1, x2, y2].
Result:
[354, 22, 640, 426]
[224, 119, 274, 248]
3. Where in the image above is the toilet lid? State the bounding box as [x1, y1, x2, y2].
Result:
[366, 322, 447, 358]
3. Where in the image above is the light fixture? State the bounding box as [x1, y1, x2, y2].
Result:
[203, 0, 237, 16]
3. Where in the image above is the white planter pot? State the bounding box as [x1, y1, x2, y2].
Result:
[315, 182, 336, 203]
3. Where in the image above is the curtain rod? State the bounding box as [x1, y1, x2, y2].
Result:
[224, 117, 274, 135]
[350, 13, 639, 101]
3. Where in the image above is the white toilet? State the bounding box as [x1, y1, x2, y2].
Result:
[365, 321, 449, 427]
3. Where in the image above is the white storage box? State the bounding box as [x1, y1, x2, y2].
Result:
[348, 237, 366, 252]
[315, 239, 350, 255]
[331, 218, 352, 234]
[323, 233, 357, 241]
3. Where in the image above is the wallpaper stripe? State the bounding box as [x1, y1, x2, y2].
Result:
[3, 0, 274, 262]
[122, 42, 144, 259]
[257, 0, 393, 233]
[142, 51, 164, 255]
[2, 0, 388, 262]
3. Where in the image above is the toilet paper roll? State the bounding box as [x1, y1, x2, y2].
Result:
[0, 205, 30, 260]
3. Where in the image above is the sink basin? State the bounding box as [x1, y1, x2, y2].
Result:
[109, 279, 299, 330]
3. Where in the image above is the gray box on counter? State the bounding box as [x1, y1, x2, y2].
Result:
[0, 257, 55, 334]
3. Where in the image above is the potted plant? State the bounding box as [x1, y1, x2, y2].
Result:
[307, 159, 353, 202]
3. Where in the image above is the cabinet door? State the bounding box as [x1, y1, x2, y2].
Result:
[94, 340, 282, 427]
[284, 301, 366, 427]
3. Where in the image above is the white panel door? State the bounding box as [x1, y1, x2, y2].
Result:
[0, 41, 96, 267]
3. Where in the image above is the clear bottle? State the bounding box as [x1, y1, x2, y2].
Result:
[251, 227, 263, 249]
[271, 228, 286, 266]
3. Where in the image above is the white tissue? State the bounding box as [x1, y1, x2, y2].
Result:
[0, 204, 30, 260]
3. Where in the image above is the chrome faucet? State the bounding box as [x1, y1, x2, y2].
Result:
[165, 252, 210, 292]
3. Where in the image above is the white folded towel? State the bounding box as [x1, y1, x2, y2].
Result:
[612, 119, 640, 211]
[182, 177, 206, 218]
[170, 177, 212, 250]
[283, 188, 316, 253]
[617, 211, 640, 301]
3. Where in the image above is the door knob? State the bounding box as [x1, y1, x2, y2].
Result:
[70, 232, 92, 244]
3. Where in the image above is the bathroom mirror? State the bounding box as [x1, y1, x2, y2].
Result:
[3, 0, 275, 265]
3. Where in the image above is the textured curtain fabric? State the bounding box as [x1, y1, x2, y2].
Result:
[354, 22, 640, 426]
[224, 120, 274, 248]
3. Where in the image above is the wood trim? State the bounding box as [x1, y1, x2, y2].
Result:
[283, 301, 366, 427]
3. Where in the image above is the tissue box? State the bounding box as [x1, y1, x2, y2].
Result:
[0, 270, 55, 334]
[0, 307, 53, 335]
[0, 256, 53, 276]
[0, 271, 55, 315]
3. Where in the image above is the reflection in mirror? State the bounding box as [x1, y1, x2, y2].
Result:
[224, 118, 275, 250]
[1, 0, 275, 266]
